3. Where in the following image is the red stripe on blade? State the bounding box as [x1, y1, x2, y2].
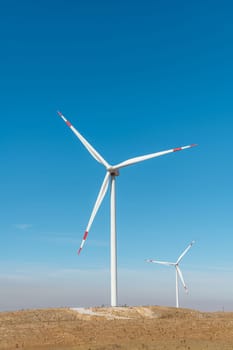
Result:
[66, 120, 72, 127]
[191, 143, 198, 147]
[78, 247, 82, 255]
[83, 231, 88, 240]
[173, 147, 182, 152]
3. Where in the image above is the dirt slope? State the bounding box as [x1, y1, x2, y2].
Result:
[1, 306, 233, 350]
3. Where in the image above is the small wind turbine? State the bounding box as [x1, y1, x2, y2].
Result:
[58, 111, 197, 307]
[146, 240, 195, 308]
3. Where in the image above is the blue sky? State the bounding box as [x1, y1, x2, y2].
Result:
[1, 0, 233, 311]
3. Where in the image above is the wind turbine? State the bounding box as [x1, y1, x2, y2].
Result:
[146, 240, 195, 308]
[58, 111, 197, 307]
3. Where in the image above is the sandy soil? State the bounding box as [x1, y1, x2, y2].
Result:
[1, 306, 233, 350]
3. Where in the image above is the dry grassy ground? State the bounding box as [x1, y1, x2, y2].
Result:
[1, 306, 233, 350]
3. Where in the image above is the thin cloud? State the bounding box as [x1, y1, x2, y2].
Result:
[37, 233, 78, 245]
[89, 239, 108, 248]
[14, 224, 32, 230]
[31, 233, 108, 248]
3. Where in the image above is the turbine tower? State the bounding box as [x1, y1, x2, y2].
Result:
[146, 240, 195, 308]
[58, 111, 197, 307]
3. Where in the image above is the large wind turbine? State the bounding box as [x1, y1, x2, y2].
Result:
[58, 111, 197, 307]
[146, 240, 195, 308]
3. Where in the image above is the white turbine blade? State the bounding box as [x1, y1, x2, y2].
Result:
[78, 172, 110, 254]
[113, 144, 197, 170]
[58, 111, 110, 169]
[145, 259, 174, 266]
[176, 266, 188, 293]
[176, 240, 195, 264]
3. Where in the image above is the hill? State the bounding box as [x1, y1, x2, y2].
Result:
[0, 306, 233, 349]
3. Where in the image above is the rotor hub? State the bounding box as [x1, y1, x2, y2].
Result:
[108, 168, 119, 176]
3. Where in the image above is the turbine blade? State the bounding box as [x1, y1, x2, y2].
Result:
[145, 259, 174, 266]
[176, 240, 195, 264]
[58, 111, 110, 168]
[176, 266, 188, 293]
[78, 172, 110, 254]
[113, 144, 197, 170]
